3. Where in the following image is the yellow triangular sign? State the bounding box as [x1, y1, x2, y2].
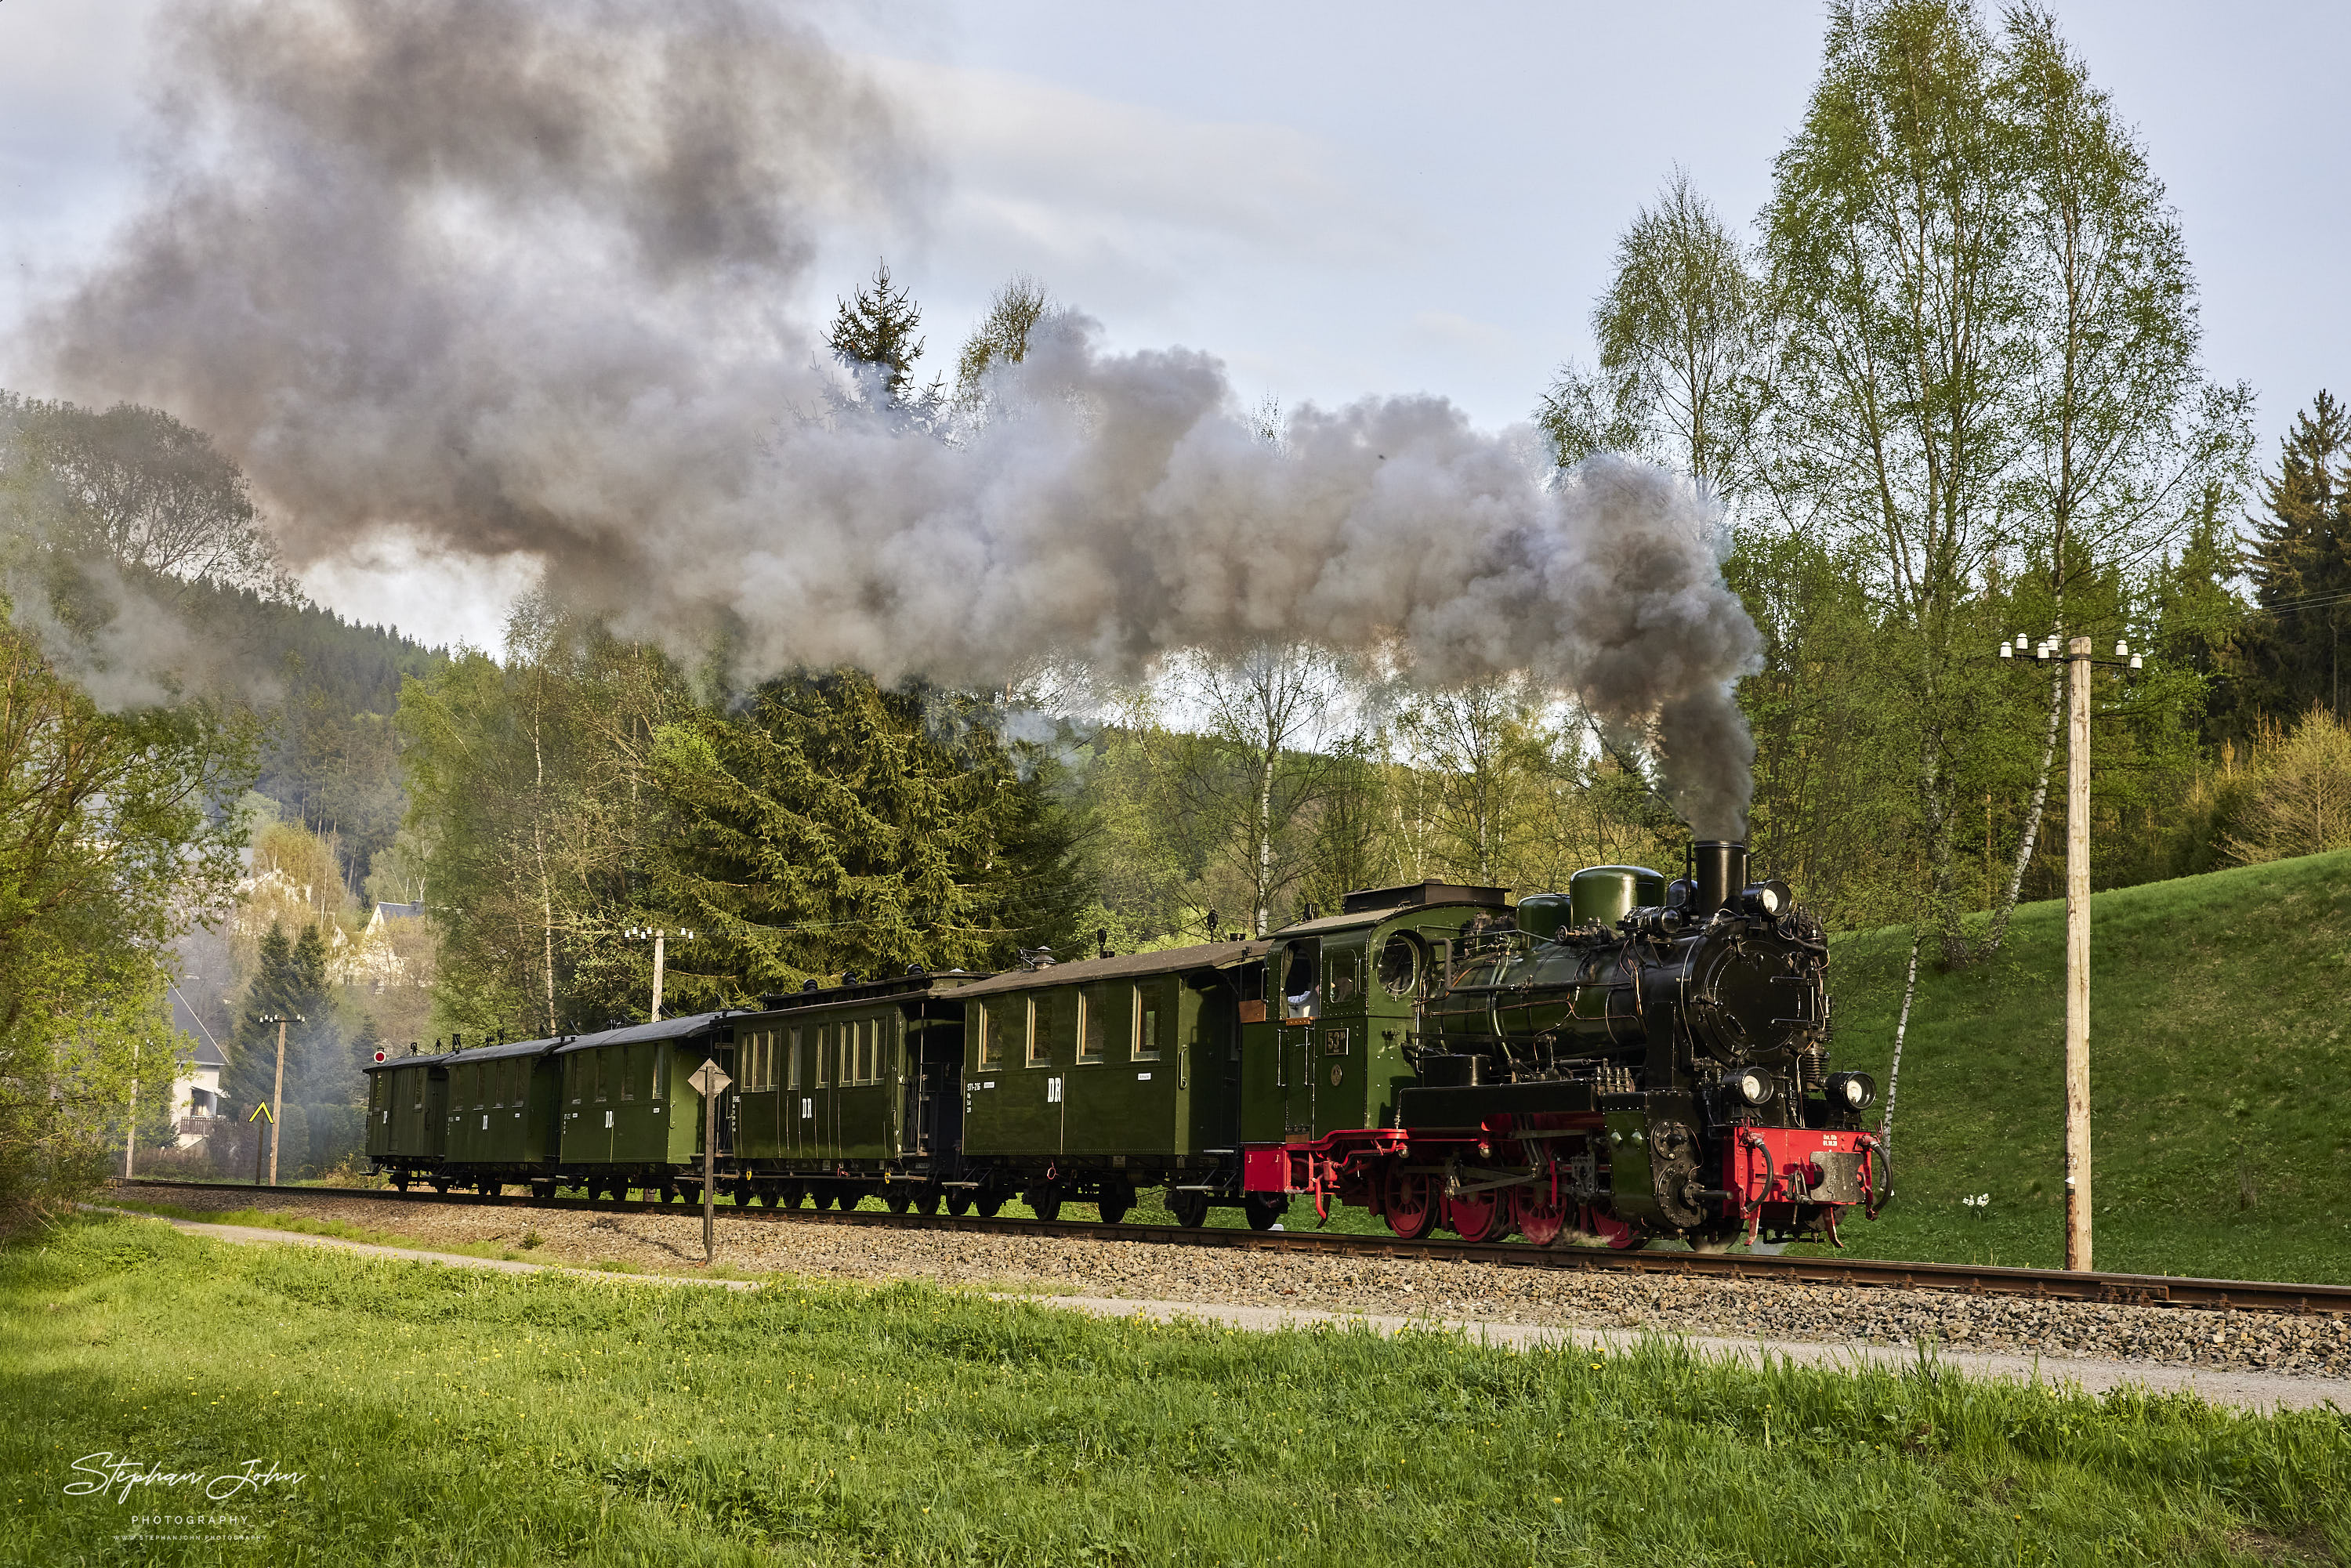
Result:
[248, 1103, 275, 1124]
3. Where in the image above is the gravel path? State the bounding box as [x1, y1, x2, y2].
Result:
[131, 1186, 2351, 1382]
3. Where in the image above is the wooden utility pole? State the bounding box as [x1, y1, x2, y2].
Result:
[2064, 637, 2093, 1273]
[2001, 630, 2139, 1273]
[625, 928, 694, 1023]
[651, 930, 666, 1023]
[259, 1012, 303, 1185]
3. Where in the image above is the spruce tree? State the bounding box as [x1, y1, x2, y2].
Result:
[826, 259, 933, 407]
[651, 672, 1083, 998]
[225, 919, 344, 1111]
[2239, 392, 2351, 722]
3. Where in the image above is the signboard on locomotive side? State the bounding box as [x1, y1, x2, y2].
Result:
[360, 838, 1886, 1251]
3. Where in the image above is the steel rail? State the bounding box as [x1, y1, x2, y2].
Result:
[107, 1176, 2351, 1316]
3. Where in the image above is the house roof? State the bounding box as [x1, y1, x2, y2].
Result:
[168, 988, 229, 1066]
[949, 939, 1272, 1001]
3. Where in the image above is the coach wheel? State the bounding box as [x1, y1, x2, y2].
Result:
[392, 1171, 411, 1193]
[1023, 1189, 1061, 1222]
[909, 1188, 941, 1216]
[1244, 1193, 1289, 1232]
[945, 1192, 974, 1217]
[1097, 1196, 1132, 1226]
[885, 1190, 912, 1215]
[1382, 1170, 1436, 1240]
[530, 1180, 556, 1201]
[777, 1181, 804, 1209]
[1168, 1190, 1209, 1229]
[756, 1186, 778, 1208]
[731, 1179, 753, 1207]
[429, 1176, 451, 1195]
[478, 1179, 502, 1197]
[973, 1192, 1004, 1219]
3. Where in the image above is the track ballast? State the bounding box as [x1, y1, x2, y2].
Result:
[110, 1176, 2351, 1317]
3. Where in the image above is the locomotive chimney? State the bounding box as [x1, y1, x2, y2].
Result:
[1690, 840, 1748, 918]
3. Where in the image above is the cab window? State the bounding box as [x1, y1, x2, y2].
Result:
[1281, 941, 1321, 1019]
[1326, 950, 1360, 1005]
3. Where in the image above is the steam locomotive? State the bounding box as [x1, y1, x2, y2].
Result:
[365, 839, 1884, 1249]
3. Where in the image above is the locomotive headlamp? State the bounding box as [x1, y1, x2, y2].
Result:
[1826, 1071, 1878, 1110]
[1739, 879, 1793, 918]
[1734, 1070, 1772, 1105]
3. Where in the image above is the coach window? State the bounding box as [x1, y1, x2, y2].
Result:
[621, 1045, 637, 1102]
[1025, 998, 1049, 1067]
[788, 1027, 802, 1090]
[650, 1048, 667, 1101]
[1077, 989, 1105, 1064]
[816, 1023, 831, 1088]
[976, 1005, 1001, 1071]
[414, 1070, 426, 1111]
[1132, 983, 1161, 1062]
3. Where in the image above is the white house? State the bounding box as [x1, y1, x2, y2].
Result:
[166, 983, 230, 1147]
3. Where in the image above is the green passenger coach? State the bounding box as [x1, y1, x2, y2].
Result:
[553, 1013, 733, 1201]
[362, 1052, 448, 1190]
[951, 941, 1268, 1224]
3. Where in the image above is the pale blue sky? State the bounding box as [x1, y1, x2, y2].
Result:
[2, 2, 2344, 645]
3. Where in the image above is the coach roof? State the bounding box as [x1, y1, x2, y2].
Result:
[551, 1011, 730, 1057]
[950, 939, 1272, 1001]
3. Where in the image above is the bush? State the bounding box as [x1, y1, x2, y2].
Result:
[2226, 706, 2351, 864]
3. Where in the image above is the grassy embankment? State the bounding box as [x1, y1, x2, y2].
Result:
[9, 1213, 2349, 1566]
[1820, 848, 2351, 1283]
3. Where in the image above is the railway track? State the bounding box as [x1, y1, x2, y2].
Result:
[110, 1176, 2351, 1317]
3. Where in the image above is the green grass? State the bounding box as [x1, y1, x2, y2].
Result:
[1816, 848, 2351, 1284]
[8, 1213, 2349, 1566]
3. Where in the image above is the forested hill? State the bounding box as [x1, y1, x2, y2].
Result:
[176, 576, 445, 878]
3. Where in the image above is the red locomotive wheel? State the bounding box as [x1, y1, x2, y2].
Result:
[1511, 1185, 1570, 1247]
[1581, 1205, 1648, 1251]
[1446, 1190, 1505, 1242]
[1384, 1168, 1438, 1240]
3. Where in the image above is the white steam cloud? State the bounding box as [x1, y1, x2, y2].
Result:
[21, 0, 1759, 835]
